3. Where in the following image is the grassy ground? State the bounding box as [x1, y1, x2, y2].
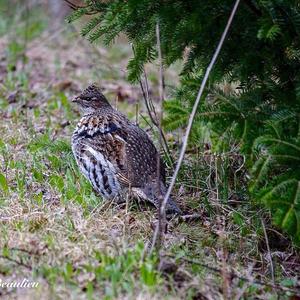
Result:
[0, 2, 299, 299]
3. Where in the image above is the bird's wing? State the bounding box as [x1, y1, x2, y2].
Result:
[75, 113, 166, 188]
[75, 114, 132, 187]
[123, 124, 166, 186]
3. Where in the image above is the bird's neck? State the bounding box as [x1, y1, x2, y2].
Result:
[82, 105, 113, 116]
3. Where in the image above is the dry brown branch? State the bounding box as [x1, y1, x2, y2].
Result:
[153, 20, 166, 252]
[261, 218, 276, 288]
[63, 0, 86, 10]
[0, 255, 32, 270]
[150, 0, 241, 253]
[135, 98, 140, 125]
[139, 78, 158, 125]
[172, 256, 299, 294]
[139, 71, 173, 165]
[63, 0, 97, 15]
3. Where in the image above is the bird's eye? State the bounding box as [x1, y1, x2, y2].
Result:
[81, 96, 92, 101]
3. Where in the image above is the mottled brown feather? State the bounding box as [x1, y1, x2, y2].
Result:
[71, 85, 180, 214]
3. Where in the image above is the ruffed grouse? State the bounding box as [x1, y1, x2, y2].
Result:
[71, 84, 181, 214]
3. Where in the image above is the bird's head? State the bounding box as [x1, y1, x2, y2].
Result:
[72, 84, 111, 114]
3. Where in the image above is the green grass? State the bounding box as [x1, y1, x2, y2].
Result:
[0, 2, 299, 299]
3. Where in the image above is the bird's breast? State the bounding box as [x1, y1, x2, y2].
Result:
[71, 139, 122, 200]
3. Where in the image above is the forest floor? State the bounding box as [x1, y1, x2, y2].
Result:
[0, 3, 299, 300]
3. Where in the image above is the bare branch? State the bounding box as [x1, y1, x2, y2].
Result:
[154, 20, 166, 251]
[169, 255, 299, 294]
[139, 79, 157, 125]
[135, 99, 140, 125]
[261, 219, 276, 287]
[64, 0, 84, 10]
[139, 72, 174, 165]
[0, 255, 32, 270]
[63, 0, 98, 15]
[150, 0, 241, 253]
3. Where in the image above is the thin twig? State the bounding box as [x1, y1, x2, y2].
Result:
[139, 70, 173, 165]
[144, 71, 156, 114]
[261, 218, 276, 287]
[63, 0, 98, 15]
[10, 247, 37, 255]
[150, 0, 241, 253]
[169, 255, 299, 294]
[63, 0, 87, 10]
[135, 98, 139, 125]
[131, 34, 172, 164]
[0, 255, 32, 270]
[153, 20, 166, 252]
[140, 113, 155, 133]
[139, 80, 157, 125]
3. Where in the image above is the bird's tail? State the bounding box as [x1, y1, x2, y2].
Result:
[163, 195, 182, 215]
[139, 182, 182, 215]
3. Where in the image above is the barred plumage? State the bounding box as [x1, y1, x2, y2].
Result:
[71, 84, 181, 214]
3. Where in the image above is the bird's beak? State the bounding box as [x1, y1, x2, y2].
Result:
[72, 96, 80, 103]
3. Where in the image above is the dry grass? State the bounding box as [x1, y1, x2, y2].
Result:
[0, 2, 299, 299]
